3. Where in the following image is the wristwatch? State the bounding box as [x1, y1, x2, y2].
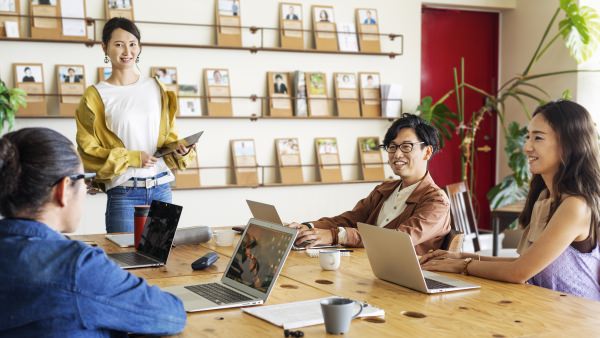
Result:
[301, 222, 314, 230]
[462, 257, 474, 275]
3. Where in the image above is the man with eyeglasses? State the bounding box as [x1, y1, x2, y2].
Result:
[289, 113, 450, 254]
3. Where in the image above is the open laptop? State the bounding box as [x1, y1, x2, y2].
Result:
[246, 200, 338, 251]
[163, 218, 297, 312]
[107, 200, 182, 269]
[357, 223, 480, 294]
[153, 131, 203, 158]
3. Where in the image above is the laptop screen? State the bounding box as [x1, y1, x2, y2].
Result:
[225, 222, 295, 293]
[137, 200, 182, 263]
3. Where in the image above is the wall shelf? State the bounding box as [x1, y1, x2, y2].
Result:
[172, 179, 387, 191]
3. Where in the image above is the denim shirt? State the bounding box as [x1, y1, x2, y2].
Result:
[0, 218, 186, 337]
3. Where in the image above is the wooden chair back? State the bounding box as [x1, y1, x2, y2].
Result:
[444, 181, 481, 252]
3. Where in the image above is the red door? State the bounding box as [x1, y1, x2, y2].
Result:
[421, 7, 498, 229]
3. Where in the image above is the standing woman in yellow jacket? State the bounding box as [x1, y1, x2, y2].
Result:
[76, 17, 196, 233]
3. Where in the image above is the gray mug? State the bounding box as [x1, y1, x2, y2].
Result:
[320, 298, 363, 335]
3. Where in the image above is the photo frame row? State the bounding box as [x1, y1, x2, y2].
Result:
[229, 137, 385, 185]
[12, 62, 86, 116]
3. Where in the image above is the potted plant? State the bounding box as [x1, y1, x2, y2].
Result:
[0, 78, 27, 135]
[419, 0, 600, 214]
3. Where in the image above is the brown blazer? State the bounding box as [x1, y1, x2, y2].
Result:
[312, 172, 451, 255]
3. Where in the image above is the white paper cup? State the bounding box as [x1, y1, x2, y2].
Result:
[319, 250, 341, 270]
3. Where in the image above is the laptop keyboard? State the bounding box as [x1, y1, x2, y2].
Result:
[425, 278, 455, 290]
[185, 283, 253, 305]
[109, 252, 159, 266]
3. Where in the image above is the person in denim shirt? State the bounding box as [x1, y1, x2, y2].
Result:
[0, 128, 186, 337]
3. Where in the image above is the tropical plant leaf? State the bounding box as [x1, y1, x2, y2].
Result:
[559, 1, 600, 63]
[517, 81, 551, 98]
[487, 174, 529, 210]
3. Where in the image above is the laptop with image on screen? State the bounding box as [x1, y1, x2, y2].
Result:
[107, 200, 182, 269]
[245, 200, 338, 251]
[163, 218, 297, 312]
[357, 223, 480, 294]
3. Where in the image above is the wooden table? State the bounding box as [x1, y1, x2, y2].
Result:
[73, 232, 600, 336]
[491, 201, 524, 256]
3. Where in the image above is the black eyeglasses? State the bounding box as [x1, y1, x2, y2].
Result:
[51, 173, 96, 187]
[379, 142, 425, 154]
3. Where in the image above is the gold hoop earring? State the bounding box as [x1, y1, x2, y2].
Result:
[104, 55, 109, 64]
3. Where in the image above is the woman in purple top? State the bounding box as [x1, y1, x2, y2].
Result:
[420, 100, 600, 301]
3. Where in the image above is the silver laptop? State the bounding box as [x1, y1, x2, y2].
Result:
[107, 200, 182, 269]
[357, 223, 480, 294]
[246, 200, 338, 251]
[163, 218, 297, 312]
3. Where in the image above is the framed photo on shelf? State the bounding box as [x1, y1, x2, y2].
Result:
[204, 68, 233, 116]
[333, 72, 360, 117]
[275, 138, 303, 184]
[216, 0, 242, 47]
[14, 63, 47, 115]
[179, 98, 202, 116]
[231, 139, 259, 186]
[97, 66, 112, 82]
[30, 0, 60, 39]
[60, 0, 87, 40]
[305, 72, 331, 117]
[357, 136, 385, 180]
[312, 5, 337, 51]
[267, 72, 292, 117]
[279, 2, 304, 49]
[173, 155, 201, 188]
[359, 72, 381, 117]
[178, 84, 201, 116]
[336, 22, 358, 52]
[356, 8, 381, 52]
[151, 67, 178, 93]
[314, 137, 342, 182]
[56, 64, 85, 116]
[105, 0, 134, 21]
[0, 0, 20, 38]
[293, 71, 308, 117]
[57, 65, 85, 99]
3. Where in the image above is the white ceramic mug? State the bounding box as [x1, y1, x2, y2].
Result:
[319, 250, 341, 270]
[213, 229, 236, 246]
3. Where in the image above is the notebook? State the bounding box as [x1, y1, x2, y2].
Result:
[357, 223, 480, 294]
[106, 200, 182, 269]
[163, 218, 297, 312]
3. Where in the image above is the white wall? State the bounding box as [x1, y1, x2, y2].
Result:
[577, 0, 600, 126]
[3, 0, 421, 234]
[497, 0, 579, 180]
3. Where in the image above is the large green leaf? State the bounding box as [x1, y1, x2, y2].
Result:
[417, 97, 457, 148]
[559, 1, 600, 63]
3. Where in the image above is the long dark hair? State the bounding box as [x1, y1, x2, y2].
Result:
[519, 100, 600, 236]
[0, 128, 80, 218]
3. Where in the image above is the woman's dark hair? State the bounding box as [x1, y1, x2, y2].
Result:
[102, 17, 141, 45]
[0, 128, 80, 218]
[518, 100, 600, 237]
[383, 113, 440, 155]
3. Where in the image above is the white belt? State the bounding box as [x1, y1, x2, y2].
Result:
[119, 174, 171, 188]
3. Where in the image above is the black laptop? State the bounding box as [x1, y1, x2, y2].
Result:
[107, 200, 182, 269]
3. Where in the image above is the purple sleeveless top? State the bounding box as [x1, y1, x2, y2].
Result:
[517, 191, 600, 301]
[528, 244, 600, 300]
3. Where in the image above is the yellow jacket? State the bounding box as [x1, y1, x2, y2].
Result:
[75, 78, 196, 185]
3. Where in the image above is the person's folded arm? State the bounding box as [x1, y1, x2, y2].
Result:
[74, 246, 186, 336]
